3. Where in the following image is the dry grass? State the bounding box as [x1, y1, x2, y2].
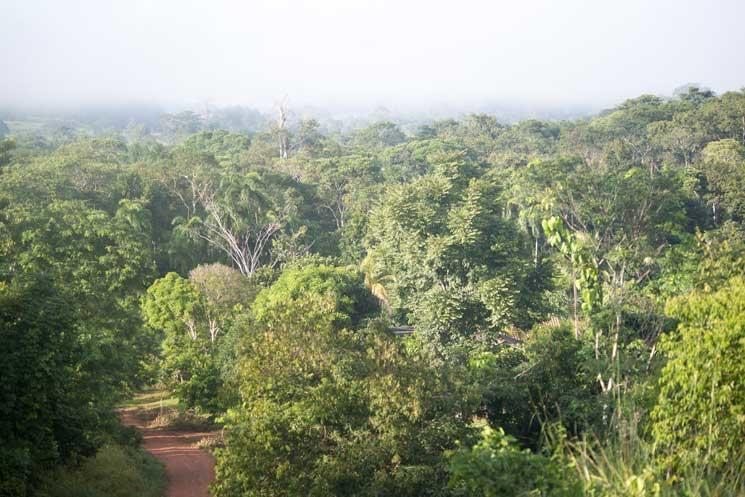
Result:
[147, 409, 216, 431]
[194, 431, 225, 451]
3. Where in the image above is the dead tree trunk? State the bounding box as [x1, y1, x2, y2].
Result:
[277, 99, 289, 159]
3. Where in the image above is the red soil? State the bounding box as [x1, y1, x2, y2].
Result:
[120, 411, 216, 497]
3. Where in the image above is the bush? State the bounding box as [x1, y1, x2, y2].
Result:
[558, 423, 745, 497]
[34, 444, 165, 497]
[473, 324, 600, 446]
[448, 426, 579, 497]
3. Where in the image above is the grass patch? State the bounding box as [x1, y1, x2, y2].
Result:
[148, 409, 217, 432]
[120, 389, 218, 432]
[34, 444, 166, 497]
[118, 389, 179, 411]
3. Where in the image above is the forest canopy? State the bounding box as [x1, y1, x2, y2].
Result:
[1, 86, 745, 497]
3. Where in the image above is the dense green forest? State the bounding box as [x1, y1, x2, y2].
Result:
[1, 86, 744, 496]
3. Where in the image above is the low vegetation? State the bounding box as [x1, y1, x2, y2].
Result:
[34, 445, 165, 497]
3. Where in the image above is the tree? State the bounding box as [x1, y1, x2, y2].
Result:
[213, 295, 475, 497]
[0, 199, 157, 391]
[296, 118, 324, 154]
[652, 277, 745, 475]
[188, 263, 256, 342]
[177, 131, 250, 169]
[698, 139, 745, 222]
[0, 138, 14, 169]
[305, 156, 381, 231]
[186, 172, 302, 276]
[353, 121, 406, 149]
[142, 265, 258, 410]
[471, 324, 600, 445]
[0, 277, 84, 496]
[142, 272, 218, 410]
[367, 152, 551, 349]
[274, 98, 290, 159]
[251, 263, 378, 328]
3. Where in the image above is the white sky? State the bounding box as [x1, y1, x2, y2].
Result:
[1, 0, 744, 110]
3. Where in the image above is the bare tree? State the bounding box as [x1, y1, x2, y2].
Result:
[320, 177, 349, 230]
[276, 96, 289, 159]
[189, 181, 285, 276]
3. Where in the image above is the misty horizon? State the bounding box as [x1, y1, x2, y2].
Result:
[2, 0, 745, 114]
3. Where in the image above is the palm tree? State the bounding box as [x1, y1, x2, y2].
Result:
[360, 252, 395, 314]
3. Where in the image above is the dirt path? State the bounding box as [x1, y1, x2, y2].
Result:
[121, 411, 216, 497]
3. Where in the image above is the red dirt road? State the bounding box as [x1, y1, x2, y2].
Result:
[121, 411, 215, 497]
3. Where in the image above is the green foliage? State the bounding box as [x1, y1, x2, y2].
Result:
[142, 267, 257, 412]
[177, 130, 250, 169]
[543, 216, 602, 315]
[558, 419, 745, 497]
[367, 152, 551, 348]
[353, 121, 407, 149]
[699, 139, 745, 222]
[3, 87, 745, 496]
[35, 444, 165, 497]
[0, 138, 14, 168]
[214, 295, 475, 497]
[473, 324, 599, 444]
[251, 263, 378, 328]
[652, 277, 745, 475]
[0, 278, 83, 496]
[449, 427, 578, 497]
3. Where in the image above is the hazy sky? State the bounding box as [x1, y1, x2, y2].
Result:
[1, 0, 744, 110]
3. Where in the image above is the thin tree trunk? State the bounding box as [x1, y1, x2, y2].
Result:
[572, 263, 579, 339]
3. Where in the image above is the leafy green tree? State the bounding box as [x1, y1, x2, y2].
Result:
[142, 272, 218, 410]
[652, 277, 745, 475]
[0, 138, 14, 169]
[367, 153, 551, 349]
[302, 155, 382, 261]
[143, 265, 257, 411]
[0, 277, 82, 496]
[353, 121, 406, 149]
[1, 199, 157, 391]
[176, 131, 250, 169]
[305, 155, 382, 231]
[214, 295, 475, 497]
[251, 263, 378, 328]
[378, 139, 463, 183]
[648, 113, 707, 168]
[472, 324, 599, 444]
[296, 118, 324, 154]
[0, 137, 139, 214]
[698, 138, 745, 222]
[699, 90, 745, 144]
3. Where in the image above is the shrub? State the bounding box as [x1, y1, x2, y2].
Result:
[448, 426, 578, 497]
[34, 444, 165, 497]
